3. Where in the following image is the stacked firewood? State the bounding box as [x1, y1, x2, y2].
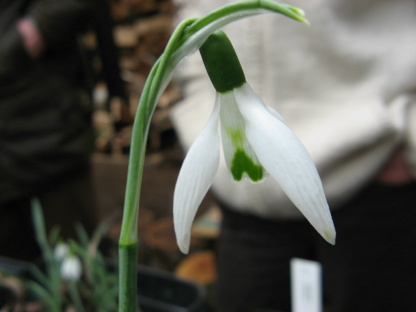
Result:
[108, 0, 175, 22]
[93, 0, 182, 156]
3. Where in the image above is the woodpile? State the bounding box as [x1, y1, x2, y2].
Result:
[108, 0, 175, 22]
[92, 0, 181, 156]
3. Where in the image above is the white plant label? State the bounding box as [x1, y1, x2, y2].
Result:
[290, 258, 322, 312]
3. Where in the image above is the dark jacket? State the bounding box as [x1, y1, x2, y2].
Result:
[0, 0, 94, 203]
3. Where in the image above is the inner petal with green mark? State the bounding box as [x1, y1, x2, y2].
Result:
[230, 149, 264, 182]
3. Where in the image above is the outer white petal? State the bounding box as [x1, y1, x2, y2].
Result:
[235, 84, 336, 244]
[173, 99, 221, 253]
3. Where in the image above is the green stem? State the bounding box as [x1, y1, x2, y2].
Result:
[176, 0, 307, 48]
[118, 243, 139, 312]
[118, 17, 197, 312]
[118, 17, 196, 246]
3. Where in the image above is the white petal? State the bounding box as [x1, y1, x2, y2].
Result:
[235, 84, 336, 244]
[173, 99, 221, 253]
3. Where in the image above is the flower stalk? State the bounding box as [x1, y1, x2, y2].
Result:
[118, 2, 310, 311]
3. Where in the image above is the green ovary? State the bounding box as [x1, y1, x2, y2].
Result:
[230, 149, 263, 182]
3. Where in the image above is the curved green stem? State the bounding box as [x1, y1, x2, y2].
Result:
[119, 17, 197, 247]
[117, 17, 198, 312]
[178, 0, 307, 46]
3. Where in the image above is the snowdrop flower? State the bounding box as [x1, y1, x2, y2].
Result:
[61, 255, 82, 281]
[173, 31, 336, 254]
[54, 242, 70, 261]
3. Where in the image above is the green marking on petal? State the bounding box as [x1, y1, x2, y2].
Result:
[231, 149, 263, 182]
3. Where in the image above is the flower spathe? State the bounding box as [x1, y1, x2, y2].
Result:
[173, 31, 336, 254]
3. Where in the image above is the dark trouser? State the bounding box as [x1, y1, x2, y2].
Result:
[216, 182, 416, 312]
[0, 169, 96, 261]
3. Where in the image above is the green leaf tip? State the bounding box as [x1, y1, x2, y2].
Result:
[268, 2, 310, 24]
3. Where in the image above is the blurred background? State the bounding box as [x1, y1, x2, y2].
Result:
[3, 1, 415, 311]
[0, 0, 218, 309]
